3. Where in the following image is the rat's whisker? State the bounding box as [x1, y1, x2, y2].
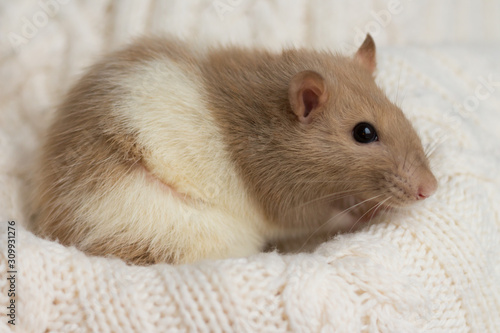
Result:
[402, 146, 410, 171]
[348, 196, 391, 233]
[293, 190, 363, 209]
[326, 194, 383, 225]
[409, 155, 424, 178]
[297, 194, 382, 252]
[425, 139, 444, 159]
[289, 180, 369, 183]
[366, 202, 391, 229]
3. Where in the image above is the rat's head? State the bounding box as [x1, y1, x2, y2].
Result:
[286, 34, 437, 217]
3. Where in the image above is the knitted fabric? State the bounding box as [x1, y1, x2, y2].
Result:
[0, 1, 499, 332]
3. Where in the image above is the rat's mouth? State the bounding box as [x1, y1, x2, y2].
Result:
[331, 196, 394, 223]
[359, 201, 393, 222]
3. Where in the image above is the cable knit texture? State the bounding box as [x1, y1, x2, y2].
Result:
[0, 1, 500, 332]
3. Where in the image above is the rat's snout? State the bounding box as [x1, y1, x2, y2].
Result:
[416, 170, 438, 200]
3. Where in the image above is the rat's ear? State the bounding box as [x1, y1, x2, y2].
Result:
[289, 70, 328, 124]
[355, 34, 376, 74]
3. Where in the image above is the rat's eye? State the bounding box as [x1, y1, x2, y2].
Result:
[352, 122, 378, 143]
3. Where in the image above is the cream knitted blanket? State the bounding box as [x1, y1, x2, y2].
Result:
[1, 1, 500, 332]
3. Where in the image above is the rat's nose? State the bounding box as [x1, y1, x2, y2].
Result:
[416, 171, 438, 200]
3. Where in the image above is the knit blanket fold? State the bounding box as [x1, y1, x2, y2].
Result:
[1, 1, 499, 332]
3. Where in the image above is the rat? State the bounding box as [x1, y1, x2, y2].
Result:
[32, 34, 438, 265]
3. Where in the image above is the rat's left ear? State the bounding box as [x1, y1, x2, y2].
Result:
[355, 34, 376, 74]
[289, 70, 328, 124]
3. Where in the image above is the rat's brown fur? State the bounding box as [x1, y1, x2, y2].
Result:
[200, 39, 436, 233]
[33, 35, 437, 264]
[33, 51, 157, 263]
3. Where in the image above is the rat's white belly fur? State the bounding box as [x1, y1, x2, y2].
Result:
[74, 59, 272, 263]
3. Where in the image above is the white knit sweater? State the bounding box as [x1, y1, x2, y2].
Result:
[0, 1, 499, 332]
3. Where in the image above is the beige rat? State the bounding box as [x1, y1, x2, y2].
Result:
[33, 34, 437, 265]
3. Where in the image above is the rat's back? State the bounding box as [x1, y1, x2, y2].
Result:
[33, 37, 269, 264]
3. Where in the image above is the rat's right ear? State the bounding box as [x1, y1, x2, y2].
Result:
[288, 70, 328, 124]
[355, 34, 376, 74]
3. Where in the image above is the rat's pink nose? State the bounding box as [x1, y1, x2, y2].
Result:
[416, 172, 438, 200]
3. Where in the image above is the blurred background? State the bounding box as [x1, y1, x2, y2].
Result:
[2, 0, 500, 74]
